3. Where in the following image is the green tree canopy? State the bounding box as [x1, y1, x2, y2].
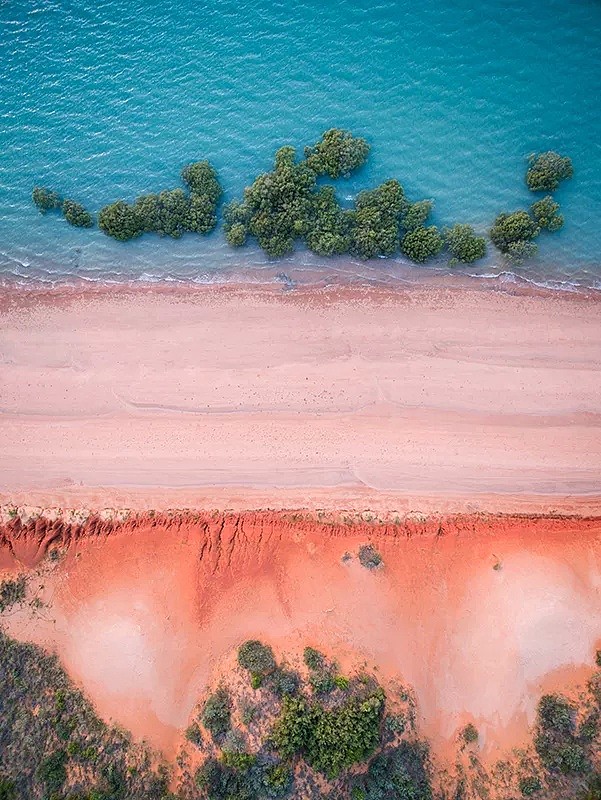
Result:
[350, 179, 407, 259]
[304, 128, 369, 179]
[526, 151, 573, 192]
[530, 195, 564, 232]
[62, 199, 94, 228]
[444, 223, 486, 263]
[400, 225, 444, 263]
[490, 210, 540, 255]
[32, 187, 62, 213]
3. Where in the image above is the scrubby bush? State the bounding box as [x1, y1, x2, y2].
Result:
[304, 128, 369, 178]
[490, 210, 540, 258]
[263, 762, 292, 795]
[185, 722, 203, 747]
[310, 670, 336, 695]
[0, 575, 26, 612]
[272, 689, 385, 778]
[0, 779, 16, 800]
[32, 186, 61, 213]
[444, 223, 486, 263]
[37, 750, 67, 795]
[534, 694, 588, 775]
[530, 195, 563, 232]
[350, 179, 407, 259]
[358, 544, 383, 570]
[357, 741, 432, 800]
[519, 775, 543, 795]
[237, 640, 276, 676]
[461, 723, 479, 744]
[304, 646, 326, 671]
[266, 667, 300, 697]
[62, 198, 94, 228]
[400, 225, 444, 263]
[526, 151, 573, 192]
[133, 188, 190, 237]
[201, 687, 232, 739]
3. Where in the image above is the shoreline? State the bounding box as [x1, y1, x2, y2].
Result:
[1, 281, 600, 513]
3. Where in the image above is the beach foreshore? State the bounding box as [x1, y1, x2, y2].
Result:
[1, 282, 600, 513]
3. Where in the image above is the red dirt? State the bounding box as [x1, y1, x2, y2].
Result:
[2, 511, 601, 763]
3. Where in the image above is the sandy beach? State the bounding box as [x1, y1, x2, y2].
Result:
[1, 283, 600, 512]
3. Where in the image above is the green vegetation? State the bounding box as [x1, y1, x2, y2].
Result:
[32, 186, 61, 213]
[201, 687, 232, 739]
[303, 128, 369, 179]
[444, 223, 487, 264]
[33, 136, 574, 270]
[238, 640, 277, 676]
[0, 630, 169, 799]
[530, 195, 564, 232]
[490, 210, 540, 261]
[98, 160, 221, 241]
[461, 723, 479, 744]
[526, 151, 573, 192]
[358, 544, 383, 570]
[272, 688, 385, 778]
[303, 646, 325, 672]
[62, 198, 94, 228]
[355, 741, 432, 800]
[0, 575, 26, 612]
[400, 225, 444, 263]
[534, 694, 588, 775]
[519, 775, 543, 795]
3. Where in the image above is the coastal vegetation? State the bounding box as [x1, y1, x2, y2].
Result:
[526, 151, 574, 192]
[32, 134, 574, 268]
[98, 161, 222, 241]
[3, 625, 601, 799]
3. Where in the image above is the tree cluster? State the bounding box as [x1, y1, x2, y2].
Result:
[98, 160, 221, 241]
[223, 131, 458, 264]
[32, 187, 94, 228]
[526, 151, 573, 192]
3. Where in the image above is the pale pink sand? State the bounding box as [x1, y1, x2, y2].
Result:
[0, 284, 600, 509]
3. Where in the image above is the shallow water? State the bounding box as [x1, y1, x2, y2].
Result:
[1, 0, 600, 289]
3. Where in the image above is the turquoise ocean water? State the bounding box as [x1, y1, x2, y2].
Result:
[1, 0, 601, 290]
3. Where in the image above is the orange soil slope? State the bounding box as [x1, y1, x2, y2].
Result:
[2, 511, 601, 761]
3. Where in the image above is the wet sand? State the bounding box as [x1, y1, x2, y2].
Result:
[2, 511, 601, 762]
[1, 283, 600, 509]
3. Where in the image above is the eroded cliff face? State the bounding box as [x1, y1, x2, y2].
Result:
[1, 510, 601, 760]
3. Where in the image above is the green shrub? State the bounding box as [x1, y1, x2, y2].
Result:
[534, 694, 588, 775]
[304, 128, 369, 178]
[596, 650, 601, 669]
[0, 778, 16, 800]
[526, 151, 573, 192]
[334, 675, 350, 691]
[201, 687, 232, 739]
[266, 667, 300, 697]
[221, 751, 256, 771]
[444, 223, 486, 263]
[62, 198, 93, 228]
[237, 640, 276, 675]
[32, 186, 62, 213]
[225, 221, 248, 247]
[251, 673, 263, 690]
[310, 670, 336, 695]
[400, 225, 444, 263]
[185, 722, 203, 747]
[0, 575, 26, 612]
[360, 741, 432, 800]
[263, 763, 292, 794]
[304, 647, 326, 671]
[358, 544, 383, 570]
[461, 723, 479, 744]
[37, 750, 67, 795]
[530, 195, 564, 232]
[519, 775, 542, 795]
[272, 689, 385, 778]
